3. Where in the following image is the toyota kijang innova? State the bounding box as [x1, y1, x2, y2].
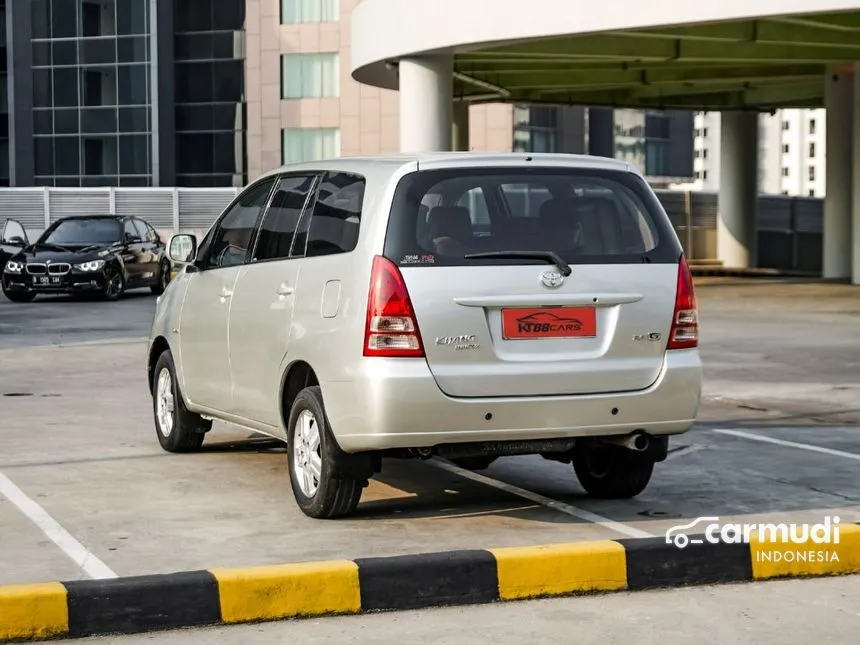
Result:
[147, 153, 702, 518]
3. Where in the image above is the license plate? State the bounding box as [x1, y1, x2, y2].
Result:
[34, 276, 61, 285]
[501, 306, 597, 340]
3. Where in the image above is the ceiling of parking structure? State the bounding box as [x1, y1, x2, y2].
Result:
[451, 11, 860, 110]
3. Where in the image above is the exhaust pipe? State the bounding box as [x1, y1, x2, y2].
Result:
[600, 431, 650, 452]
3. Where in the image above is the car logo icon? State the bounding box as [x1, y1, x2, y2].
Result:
[539, 270, 564, 289]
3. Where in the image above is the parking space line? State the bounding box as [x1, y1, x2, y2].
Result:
[665, 444, 706, 461]
[0, 472, 117, 580]
[712, 429, 860, 461]
[428, 458, 653, 539]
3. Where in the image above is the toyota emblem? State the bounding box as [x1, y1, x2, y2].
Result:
[540, 269, 564, 289]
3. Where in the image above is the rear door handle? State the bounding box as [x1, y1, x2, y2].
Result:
[277, 283, 294, 297]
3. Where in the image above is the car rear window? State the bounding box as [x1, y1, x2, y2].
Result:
[383, 167, 682, 267]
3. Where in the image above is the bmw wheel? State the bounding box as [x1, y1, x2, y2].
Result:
[151, 260, 171, 295]
[102, 265, 125, 301]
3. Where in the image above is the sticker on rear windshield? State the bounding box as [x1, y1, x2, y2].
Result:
[400, 254, 436, 265]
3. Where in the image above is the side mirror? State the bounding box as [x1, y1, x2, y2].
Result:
[169, 234, 198, 264]
[4, 236, 26, 248]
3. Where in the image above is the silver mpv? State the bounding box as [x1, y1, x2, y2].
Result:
[147, 153, 702, 519]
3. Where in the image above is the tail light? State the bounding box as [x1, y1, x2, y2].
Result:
[667, 255, 698, 350]
[363, 255, 425, 357]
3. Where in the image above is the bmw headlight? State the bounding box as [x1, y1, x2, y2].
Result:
[3, 260, 23, 274]
[75, 260, 106, 272]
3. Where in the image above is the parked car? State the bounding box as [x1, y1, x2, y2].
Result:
[1, 218, 29, 273]
[2, 215, 171, 302]
[146, 152, 703, 519]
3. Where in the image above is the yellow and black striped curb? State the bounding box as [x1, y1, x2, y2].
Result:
[3, 526, 859, 642]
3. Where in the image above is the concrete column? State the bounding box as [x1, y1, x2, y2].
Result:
[823, 68, 853, 279]
[717, 111, 759, 268]
[398, 56, 453, 153]
[853, 64, 860, 285]
[452, 101, 470, 151]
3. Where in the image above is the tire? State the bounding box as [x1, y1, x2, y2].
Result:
[102, 265, 125, 301]
[287, 386, 363, 519]
[151, 260, 171, 295]
[572, 443, 654, 499]
[3, 289, 36, 303]
[152, 349, 211, 453]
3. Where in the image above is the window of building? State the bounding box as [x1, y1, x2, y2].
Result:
[782, 144, 789, 154]
[782, 167, 789, 177]
[702, 149, 708, 159]
[808, 189, 815, 197]
[702, 170, 708, 180]
[782, 120, 789, 130]
[808, 165, 815, 181]
[282, 128, 340, 164]
[281, 0, 339, 23]
[694, 171, 701, 179]
[809, 142, 816, 158]
[809, 119, 816, 135]
[281, 53, 339, 99]
[304, 172, 365, 257]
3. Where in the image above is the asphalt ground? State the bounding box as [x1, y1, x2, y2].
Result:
[1, 278, 859, 642]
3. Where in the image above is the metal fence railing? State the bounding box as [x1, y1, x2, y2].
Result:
[0, 186, 825, 274]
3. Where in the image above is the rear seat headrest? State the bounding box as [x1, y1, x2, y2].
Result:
[427, 206, 473, 243]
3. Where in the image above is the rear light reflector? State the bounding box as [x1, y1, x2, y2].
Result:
[667, 254, 699, 350]
[363, 256, 425, 357]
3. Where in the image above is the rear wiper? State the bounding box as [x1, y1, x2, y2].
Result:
[463, 250, 572, 277]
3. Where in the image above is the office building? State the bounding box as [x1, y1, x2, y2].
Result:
[2, 0, 693, 188]
[692, 109, 827, 197]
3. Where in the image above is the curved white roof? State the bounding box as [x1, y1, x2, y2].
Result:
[351, 0, 860, 109]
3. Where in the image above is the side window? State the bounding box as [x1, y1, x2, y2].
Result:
[132, 220, 148, 241]
[123, 220, 141, 242]
[143, 221, 160, 243]
[205, 178, 276, 269]
[2, 220, 28, 244]
[305, 172, 365, 257]
[252, 175, 316, 262]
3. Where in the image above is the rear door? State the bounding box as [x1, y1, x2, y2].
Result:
[228, 173, 318, 425]
[383, 161, 683, 398]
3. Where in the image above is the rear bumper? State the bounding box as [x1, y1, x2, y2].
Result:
[323, 349, 703, 453]
[2, 272, 107, 294]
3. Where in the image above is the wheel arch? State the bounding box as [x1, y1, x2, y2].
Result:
[279, 360, 320, 431]
[147, 336, 171, 395]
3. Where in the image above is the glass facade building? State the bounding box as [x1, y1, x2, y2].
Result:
[513, 104, 694, 183]
[2, 0, 247, 188]
[0, 0, 8, 186]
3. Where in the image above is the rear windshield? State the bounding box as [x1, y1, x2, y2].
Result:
[383, 167, 681, 267]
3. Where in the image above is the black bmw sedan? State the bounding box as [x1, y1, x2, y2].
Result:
[2, 215, 171, 303]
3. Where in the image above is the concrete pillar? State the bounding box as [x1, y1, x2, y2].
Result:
[823, 68, 853, 279]
[717, 111, 759, 268]
[398, 56, 453, 152]
[853, 64, 860, 285]
[452, 101, 470, 151]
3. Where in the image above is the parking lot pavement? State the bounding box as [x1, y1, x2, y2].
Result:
[0, 291, 154, 350]
[0, 279, 858, 587]
[67, 574, 860, 645]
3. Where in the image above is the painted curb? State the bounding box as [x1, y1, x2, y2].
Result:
[2, 526, 859, 642]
